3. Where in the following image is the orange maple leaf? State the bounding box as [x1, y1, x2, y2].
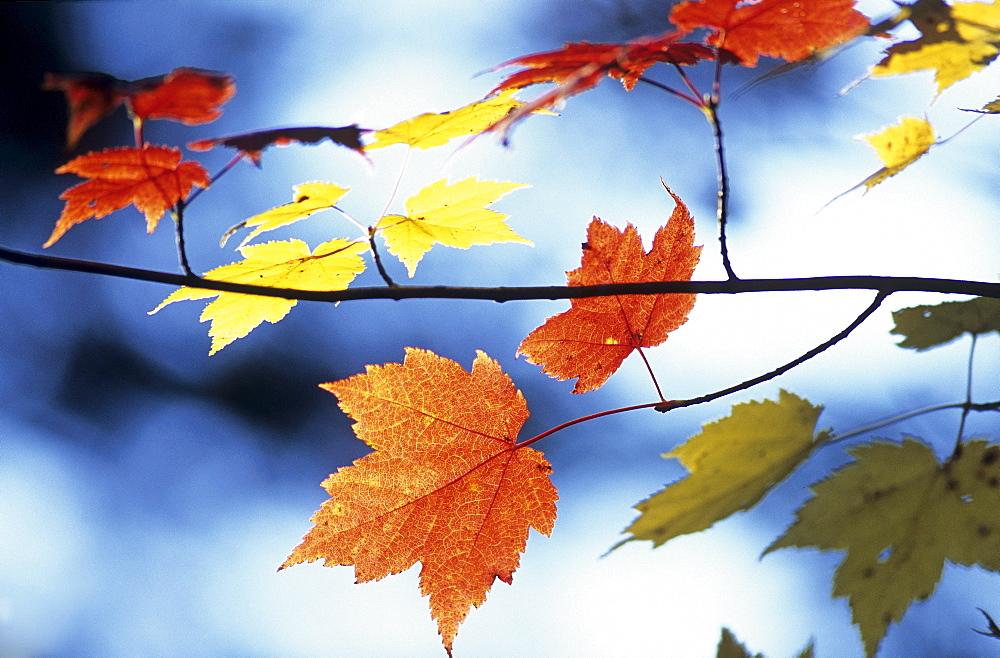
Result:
[281, 348, 557, 656]
[670, 0, 870, 67]
[44, 67, 234, 149]
[517, 186, 701, 393]
[493, 31, 714, 95]
[46, 145, 210, 247]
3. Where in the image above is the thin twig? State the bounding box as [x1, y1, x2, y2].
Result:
[706, 98, 736, 280]
[655, 291, 889, 412]
[171, 200, 194, 276]
[368, 227, 397, 287]
[954, 333, 978, 456]
[826, 399, 1000, 447]
[3, 246, 1000, 301]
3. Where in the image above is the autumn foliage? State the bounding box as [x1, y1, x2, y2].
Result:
[23, 0, 1000, 655]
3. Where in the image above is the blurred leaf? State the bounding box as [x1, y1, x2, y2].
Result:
[766, 438, 1000, 657]
[189, 125, 367, 165]
[891, 296, 1000, 350]
[366, 90, 526, 150]
[871, 0, 1000, 94]
[717, 627, 761, 658]
[615, 390, 825, 549]
[858, 117, 935, 190]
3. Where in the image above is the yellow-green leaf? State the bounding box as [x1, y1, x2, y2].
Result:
[615, 390, 825, 549]
[891, 296, 1000, 350]
[150, 238, 367, 354]
[365, 90, 526, 150]
[716, 628, 761, 658]
[871, 0, 1000, 94]
[224, 182, 349, 247]
[375, 177, 531, 277]
[765, 438, 1000, 657]
[858, 117, 935, 190]
[964, 93, 1000, 113]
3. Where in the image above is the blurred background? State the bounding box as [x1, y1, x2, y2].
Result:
[1, 1, 998, 655]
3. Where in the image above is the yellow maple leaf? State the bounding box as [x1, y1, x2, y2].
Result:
[872, 0, 1000, 94]
[375, 177, 531, 277]
[150, 238, 367, 354]
[614, 391, 826, 549]
[365, 90, 526, 150]
[858, 116, 935, 190]
[222, 182, 349, 247]
[766, 438, 1000, 657]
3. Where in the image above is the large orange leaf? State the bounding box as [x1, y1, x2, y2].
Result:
[670, 0, 869, 67]
[281, 348, 557, 656]
[46, 145, 210, 247]
[517, 186, 701, 393]
[44, 67, 233, 149]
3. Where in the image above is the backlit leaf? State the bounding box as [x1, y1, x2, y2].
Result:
[188, 125, 367, 165]
[46, 145, 210, 247]
[517, 185, 700, 394]
[963, 94, 1000, 113]
[617, 391, 825, 549]
[150, 238, 367, 354]
[225, 182, 350, 247]
[669, 0, 869, 67]
[281, 348, 557, 656]
[891, 296, 1000, 350]
[766, 438, 1000, 657]
[44, 68, 233, 149]
[871, 0, 1000, 94]
[857, 116, 935, 190]
[489, 32, 712, 139]
[365, 90, 527, 150]
[376, 177, 531, 277]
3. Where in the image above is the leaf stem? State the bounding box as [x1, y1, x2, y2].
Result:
[954, 332, 978, 456]
[635, 76, 702, 107]
[516, 401, 661, 448]
[655, 291, 889, 412]
[635, 346, 666, 401]
[187, 153, 243, 207]
[824, 398, 1000, 447]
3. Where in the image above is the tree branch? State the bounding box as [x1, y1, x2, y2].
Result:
[2, 245, 999, 301]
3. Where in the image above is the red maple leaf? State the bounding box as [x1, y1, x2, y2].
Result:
[44, 67, 234, 149]
[188, 125, 368, 165]
[493, 31, 714, 95]
[669, 0, 870, 67]
[517, 186, 701, 393]
[281, 348, 558, 656]
[46, 145, 210, 247]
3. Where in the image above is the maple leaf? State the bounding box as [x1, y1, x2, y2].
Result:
[616, 391, 826, 549]
[766, 438, 1000, 657]
[222, 182, 350, 247]
[488, 33, 712, 139]
[854, 116, 935, 191]
[669, 0, 870, 67]
[44, 68, 233, 149]
[375, 177, 531, 277]
[46, 145, 210, 248]
[281, 348, 557, 656]
[188, 125, 367, 165]
[492, 31, 715, 94]
[891, 296, 1000, 350]
[150, 238, 367, 354]
[364, 90, 529, 150]
[717, 628, 814, 658]
[517, 185, 700, 394]
[871, 0, 1000, 94]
